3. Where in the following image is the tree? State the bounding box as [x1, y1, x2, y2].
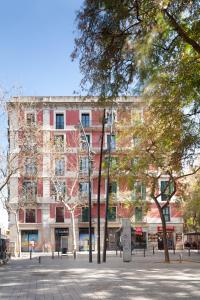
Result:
[47, 128, 90, 257]
[73, 1, 200, 107]
[183, 172, 200, 233]
[3, 96, 44, 256]
[115, 108, 200, 262]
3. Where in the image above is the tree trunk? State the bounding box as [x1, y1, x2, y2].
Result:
[71, 210, 77, 258]
[15, 212, 21, 257]
[159, 208, 170, 263]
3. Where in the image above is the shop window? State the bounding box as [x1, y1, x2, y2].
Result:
[56, 207, 64, 222]
[107, 134, 116, 150]
[108, 207, 116, 221]
[55, 159, 65, 176]
[26, 113, 35, 125]
[56, 113, 64, 129]
[25, 209, 36, 223]
[82, 207, 89, 222]
[54, 134, 64, 151]
[163, 207, 170, 222]
[23, 181, 37, 199]
[81, 113, 90, 127]
[135, 207, 143, 222]
[161, 181, 174, 201]
[132, 182, 146, 201]
[25, 158, 37, 176]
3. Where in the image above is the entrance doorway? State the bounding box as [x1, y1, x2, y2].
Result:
[21, 230, 38, 252]
[55, 228, 69, 253]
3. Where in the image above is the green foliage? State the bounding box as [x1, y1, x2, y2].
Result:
[183, 175, 200, 232]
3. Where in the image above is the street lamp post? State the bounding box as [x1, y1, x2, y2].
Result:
[79, 122, 93, 263]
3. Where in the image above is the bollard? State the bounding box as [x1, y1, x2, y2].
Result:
[52, 251, 54, 259]
[120, 249, 122, 258]
[30, 250, 32, 260]
[73, 250, 76, 260]
[188, 248, 191, 256]
[58, 250, 60, 258]
[179, 253, 182, 263]
[173, 247, 176, 255]
[153, 246, 155, 255]
[143, 248, 146, 257]
[39, 256, 41, 264]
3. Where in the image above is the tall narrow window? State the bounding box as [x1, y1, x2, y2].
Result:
[56, 113, 64, 129]
[135, 207, 143, 222]
[25, 209, 36, 223]
[54, 135, 64, 151]
[163, 207, 170, 222]
[82, 207, 89, 222]
[161, 181, 174, 201]
[26, 113, 35, 125]
[107, 135, 116, 150]
[23, 181, 37, 199]
[108, 182, 117, 194]
[56, 207, 64, 222]
[108, 207, 116, 221]
[81, 134, 90, 150]
[81, 113, 90, 127]
[25, 158, 37, 176]
[80, 157, 89, 173]
[132, 182, 146, 201]
[79, 182, 89, 194]
[55, 159, 65, 176]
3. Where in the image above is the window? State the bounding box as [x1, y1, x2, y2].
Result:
[135, 207, 143, 222]
[161, 181, 174, 201]
[81, 113, 90, 127]
[82, 207, 89, 222]
[23, 135, 37, 152]
[133, 137, 140, 147]
[163, 207, 170, 222]
[81, 134, 90, 150]
[52, 181, 66, 200]
[55, 159, 65, 176]
[26, 113, 35, 125]
[107, 134, 116, 150]
[56, 207, 64, 222]
[106, 110, 116, 125]
[56, 113, 64, 129]
[23, 181, 37, 199]
[25, 209, 36, 223]
[54, 135, 64, 151]
[25, 158, 37, 176]
[79, 182, 89, 194]
[108, 207, 116, 221]
[80, 157, 89, 173]
[132, 182, 146, 201]
[109, 182, 117, 194]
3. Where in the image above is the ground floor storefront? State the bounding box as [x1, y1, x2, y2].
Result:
[10, 221, 184, 254]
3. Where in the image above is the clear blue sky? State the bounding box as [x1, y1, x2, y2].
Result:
[0, 0, 84, 228]
[0, 0, 83, 96]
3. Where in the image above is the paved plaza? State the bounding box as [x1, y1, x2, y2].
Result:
[0, 251, 200, 300]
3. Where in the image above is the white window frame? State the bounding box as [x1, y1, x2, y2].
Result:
[54, 111, 66, 130]
[105, 133, 116, 150]
[54, 157, 65, 176]
[105, 109, 117, 126]
[80, 110, 91, 127]
[54, 133, 65, 152]
[25, 111, 36, 125]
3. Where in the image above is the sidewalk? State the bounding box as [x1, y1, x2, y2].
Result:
[0, 251, 200, 299]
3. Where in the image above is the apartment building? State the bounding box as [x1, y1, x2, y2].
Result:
[8, 96, 184, 254]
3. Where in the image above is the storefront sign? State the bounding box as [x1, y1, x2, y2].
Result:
[55, 228, 69, 236]
[135, 227, 143, 236]
[157, 226, 174, 232]
[122, 219, 132, 262]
